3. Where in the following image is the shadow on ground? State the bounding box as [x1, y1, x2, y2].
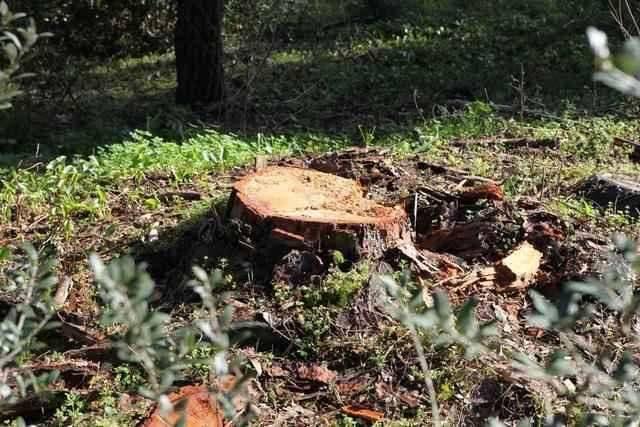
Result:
[0, 0, 626, 165]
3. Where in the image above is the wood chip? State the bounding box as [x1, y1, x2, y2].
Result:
[449, 242, 543, 291]
[53, 276, 73, 309]
[341, 405, 384, 423]
[496, 241, 543, 288]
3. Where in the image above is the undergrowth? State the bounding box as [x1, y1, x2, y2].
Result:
[2, 104, 640, 239]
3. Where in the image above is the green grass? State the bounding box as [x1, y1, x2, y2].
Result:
[0, 129, 347, 236]
[3, 102, 640, 239]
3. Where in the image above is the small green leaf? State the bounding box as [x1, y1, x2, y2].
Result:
[192, 266, 209, 283]
[456, 298, 478, 337]
[546, 351, 574, 376]
[2, 30, 22, 50]
[433, 290, 452, 320]
[3, 42, 18, 63]
[0, 246, 11, 262]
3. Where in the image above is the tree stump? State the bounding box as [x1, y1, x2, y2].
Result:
[576, 173, 640, 217]
[228, 167, 411, 259]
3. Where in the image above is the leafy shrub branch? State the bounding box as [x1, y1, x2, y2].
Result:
[0, 0, 49, 110]
[379, 236, 640, 425]
[0, 244, 58, 407]
[0, 245, 250, 424]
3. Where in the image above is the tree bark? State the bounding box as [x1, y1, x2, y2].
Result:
[175, 0, 224, 106]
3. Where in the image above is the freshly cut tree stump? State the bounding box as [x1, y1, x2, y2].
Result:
[229, 166, 411, 259]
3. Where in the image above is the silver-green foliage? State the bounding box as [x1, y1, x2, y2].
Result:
[0, 0, 48, 110]
[0, 244, 58, 406]
[378, 237, 640, 425]
[0, 244, 245, 424]
[91, 255, 249, 422]
[588, 26, 640, 98]
[91, 255, 194, 402]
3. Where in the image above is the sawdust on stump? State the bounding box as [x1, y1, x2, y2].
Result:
[229, 166, 411, 258]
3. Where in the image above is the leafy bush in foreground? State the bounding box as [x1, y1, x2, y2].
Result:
[0, 244, 251, 425]
[0, 244, 58, 407]
[378, 236, 640, 425]
[0, 1, 48, 110]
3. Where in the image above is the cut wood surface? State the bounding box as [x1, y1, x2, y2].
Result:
[449, 242, 543, 291]
[229, 166, 411, 258]
[495, 242, 543, 288]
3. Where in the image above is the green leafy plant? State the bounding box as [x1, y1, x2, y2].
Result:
[53, 391, 87, 426]
[375, 271, 497, 427]
[91, 254, 253, 423]
[0, 244, 58, 408]
[378, 236, 640, 425]
[91, 254, 191, 402]
[0, 0, 48, 110]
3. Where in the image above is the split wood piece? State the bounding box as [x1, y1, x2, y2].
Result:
[142, 385, 224, 427]
[341, 406, 384, 423]
[450, 242, 543, 291]
[418, 220, 520, 261]
[458, 182, 504, 203]
[228, 166, 411, 259]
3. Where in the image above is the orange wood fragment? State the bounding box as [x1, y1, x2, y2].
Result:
[341, 405, 384, 423]
[459, 182, 504, 202]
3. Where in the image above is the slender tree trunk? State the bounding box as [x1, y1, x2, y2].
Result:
[175, 0, 224, 106]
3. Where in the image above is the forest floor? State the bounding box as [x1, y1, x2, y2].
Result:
[2, 4, 640, 426]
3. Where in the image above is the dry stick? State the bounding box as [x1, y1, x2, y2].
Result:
[610, 0, 632, 38]
[625, 0, 640, 36]
[409, 326, 441, 427]
[419, 161, 499, 185]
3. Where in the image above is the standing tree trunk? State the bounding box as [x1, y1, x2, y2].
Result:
[175, 0, 224, 106]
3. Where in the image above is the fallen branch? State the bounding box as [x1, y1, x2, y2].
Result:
[5, 360, 100, 389]
[0, 391, 67, 421]
[416, 161, 499, 184]
[57, 314, 104, 346]
[445, 99, 562, 120]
